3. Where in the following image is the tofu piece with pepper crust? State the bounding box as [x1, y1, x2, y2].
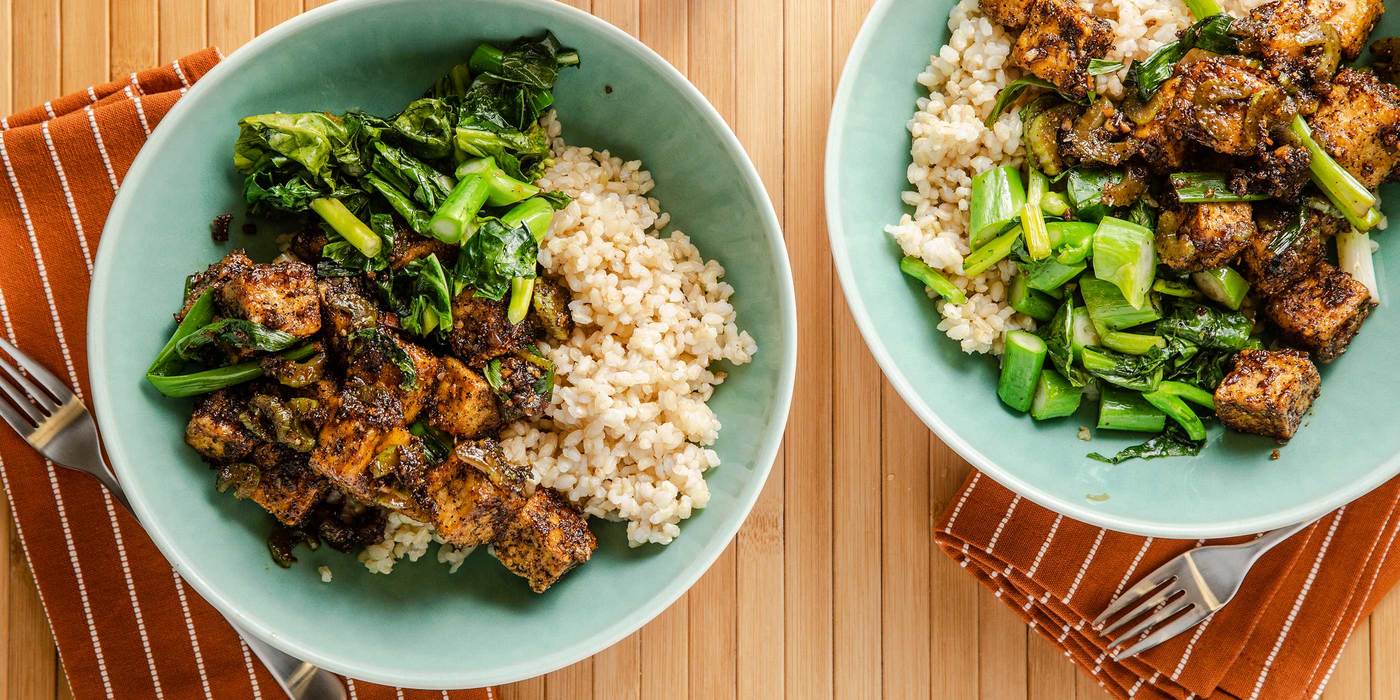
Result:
[344, 331, 438, 423]
[1170, 56, 1294, 157]
[402, 441, 529, 548]
[185, 390, 257, 463]
[179, 250, 253, 322]
[308, 378, 407, 498]
[220, 260, 322, 338]
[1304, 0, 1385, 61]
[980, 0, 1033, 29]
[1011, 0, 1112, 99]
[1264, 263, 1375, 363]
[426, 357, 501, 439]
[1239, 207, 1340, 298]
[491, 489, 596, 593]
[1310, 67, 1400, 190]
[1155, 202, 1257, 272]
[1214, 349, 1320, 439]
[243, 445, 328, 525]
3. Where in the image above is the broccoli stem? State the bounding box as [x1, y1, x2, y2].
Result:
[428, 173, 491, 245]
[998, 330, 1047, 413]
[1030, 369, 1083, 420]
[501, 198, 556, 326]
[1184, 0, 1224, 18]
[454, 158, 541, 206]
[1142, 390, 1207, 440]
[899, 256, 968, 305]
[962, 225, 1022, 276]
[1098, 388, 1166, 433]
[1157, 380, 1216, 411]
[469, 44, 505, 75]
[1289, 116, 1381, 231]
[310, 198, 382, 258]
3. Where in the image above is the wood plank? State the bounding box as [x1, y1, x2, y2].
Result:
[158, 0, 205, 61]
[0, 0, 10, 112]
[255, 0, 301, 33]
[60, 0, 107, 92]
[929, 445, 978, 698]
[1076, 670, 1112, 699]
[0, 8, 10, 698]
[880, 388, 928, 700]
[782, 0, 834, 695]
[731, 0, 785, 695]
[12, 0, 60, 108]
[109, 0, 157, 79]
[1373, 588, 1400, 699]
[1027, 630, 1077, 700]
[501, 676, 545, 700]
[208, 0, 255, 53]
[8, 556, 55, 700]
[1323, 618, 1370, 699]
[978, 586, 1028, 699]
[544, 660, 592, 700]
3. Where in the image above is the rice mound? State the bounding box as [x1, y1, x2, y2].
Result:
[886, 0, 1267, 355]
[500, 114, 757, 547]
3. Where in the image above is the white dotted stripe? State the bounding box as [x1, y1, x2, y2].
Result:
[1063, 528, 1107, 604]
[441, 691, 450, 700]
[43, 101, 56, 119]
[128, 72, 143, 95]
[1248, 508, 1345, 700]
[171, 573, 214, 700]
[84, 107, 120, 193]
[1170, 611, 1216, 681]
[39, 122, 94, 274]
[985, 493, 1021, 555]
[942, 471, 981, 533]
[172, 59, 191, 88]
[1025, 513, 1063, 578]
[0, 131, 115, 696]
[346, 678, 360, 700]
[237, 638, 265, 700]
[396, 688, 407, 700]
[122, 86, 151, 135]
[86, 86, 98, 104]
[1, 116, 9, 130]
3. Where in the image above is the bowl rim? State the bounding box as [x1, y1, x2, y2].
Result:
[823, 0, 1395, 539]
[88, 0, 797, 688]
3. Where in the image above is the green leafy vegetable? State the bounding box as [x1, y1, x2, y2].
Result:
[174, 319, 300, 359]
[349, 327, 419, 389]
[1157, 301, 1252, 351]
[1125, 14, 1238, 100]
[900, 256, 968, 305]
[390, 98, 459, 160]
[984, 76, 1057, 127]
[1088, 59, 1124, 76]
[409, 421, 455, 462]
[398, 254, 455, 338]
[1044, 300, 1092, 387]
[1092, 216, 1156, 309]
[1081, 346, 1166, 391]
[1088, 424, 1205, 463]
[1065, 169, 1124, 223]
[454, 220, 539, 302]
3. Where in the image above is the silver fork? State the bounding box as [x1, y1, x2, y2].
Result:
[0, 336, 347, 700]
[1092, 519, 1315, 660]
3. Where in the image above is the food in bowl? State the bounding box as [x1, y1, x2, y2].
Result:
[887, 0, 1394, 462]
[145, 34, 756, 593]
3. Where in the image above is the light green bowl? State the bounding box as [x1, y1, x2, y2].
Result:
[89, 0, 794, 688]
[828, 0, 1398, 539]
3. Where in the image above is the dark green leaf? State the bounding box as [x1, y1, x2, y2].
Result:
[454, 220, 539, 302]
[391, 98, 459, 160]
[397, 254, 454, 338]
[349, 327, 420, 389]
[409, 421, 454, 461]
[1082, 346, 1168, 391]
[1044, 300, 1092, 387]
[984, 76, 1057, 127]
[174, 319, 301, 360]
[369, 141, 453, 211]
[1126, 15, 1237, 100]
[1157, 301, 1253, 351]
[1066, 169, 1124, 223]
[1265, 205, 1307, 258]
[1088, 424, 1206, 463]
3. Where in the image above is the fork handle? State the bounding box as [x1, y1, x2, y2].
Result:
[1247, 518, 1316, 557]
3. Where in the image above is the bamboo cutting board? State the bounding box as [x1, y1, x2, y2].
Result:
[0, 0, 1395, 697]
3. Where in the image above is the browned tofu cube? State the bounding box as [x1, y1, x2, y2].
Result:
[179, 250, 252, 322]
[1128, 76, 1190, 173]
[1155, 202, 1256, 272]
[491, 489, 596, 593]
[344, 331, 438, 423]
[1171, 56, 1292, 156]
[221, 260, 322, 338]
[1235, 0, 1342, 110]
[402, 445, 527, 548]
[427, 357, 500, 439]
[1215, 349, 1320, 439]
[316, 278, 380, 357]
[1264, 263, 1375, 363]
[1310, 67, 1400, 190]
[1011, 0, 1112, 99]
[242, 445, 328, 525]
[1305, 0, 1384, 60]
[389, 231, 453, 271]
[1239, 207, 1339, 298]
[185, 389, 257, 463]
[448, 292, 541, 367]
[980, 0, 1033, 29]
[309, 380, 407, 498]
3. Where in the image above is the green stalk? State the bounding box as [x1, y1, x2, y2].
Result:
[900, 256, 968, 305]
[427, 173, 490, 245]
[1152, 279, 1200, 299]
[1030, 370, 1083, 420]
[147, 289, 217, 377]
[147, 344, 317, 398]
[1040, 191, 1070, 217]
[1100, 331, 1166, 355]
[1191, 267, 1250, 310]
[1184, 0, 1224, 18]
[507, 277, 535, 325]
[1142, 390, 1207, 440]
[998, 330, 1047, 413]
[1289, 116, 1380, 231]
[455, 158, 543, 207]
[962, 226, 1022, 276]
[1168, 172, 1269, 204]
[970, 166, 1026, 249]
[1069, 307, 1100, 361]
[1010, 273, 1057, 321]
[1157, 380, 1216, 410]
[1080, 277, 1161, 331]
[1027, 165, 1049, 214]
[1025, 259, 1086, 293]
[1046, 222, 1095, 264]
[310, 198, 381, 258]
[1023, 202, 1051, 260]
[469, 43, 505, 74]
[1098, 387, 1166, 432]
[502, 197, 557, 242]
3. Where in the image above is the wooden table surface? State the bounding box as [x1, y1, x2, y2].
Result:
[1, 0, 1397, 697]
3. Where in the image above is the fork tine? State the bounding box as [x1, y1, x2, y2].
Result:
[0, 389, 38, 435]
[1094, 572, 1177, 628]
[1112, 607, 1209, 661]
[1100, 585, 1182, 637]
[1107, 598, 1192, 649]
[0, 354, 58, 413]
[0, 372, 44, 423]
[0, 337, 73, 404]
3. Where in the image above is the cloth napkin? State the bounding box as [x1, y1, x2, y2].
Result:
[0, 50, 495, 699]
[937, 470, 1400, 699]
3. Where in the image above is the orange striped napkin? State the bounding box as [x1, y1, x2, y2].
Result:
[937, 471, 1400, 699]
[0, 50, 495, 698]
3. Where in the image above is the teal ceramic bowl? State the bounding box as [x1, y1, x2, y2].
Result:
[828, 0, 1398, 539]
[89, 0, 793, 689]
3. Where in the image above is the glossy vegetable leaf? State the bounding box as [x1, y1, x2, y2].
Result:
[391, 98, 458, 160]
[233, 112, 353, 181]
[1157, 301, 1252, 351]
[349, 327, 419, 389]
[1066, 169, 1124, 223]
[175, 319, 300, 360]
[1044, 300, 1092, 387]
[454, 220, 539, 302]
[1087, 424, 1206, 463]
[1125, 15, 1238, 100]
[369, 140, 453, 211]
[398, 254, 454, 338]
[1081, 346, 1167, 391]
[318, 213, 395, 277]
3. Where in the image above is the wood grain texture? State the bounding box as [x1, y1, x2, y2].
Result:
[5, 1, 1400, 699]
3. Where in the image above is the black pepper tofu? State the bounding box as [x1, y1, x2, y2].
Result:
[491, 488, 596, 593]
[1214, 349, 1321, 439]
[287, 226, 328, 263]
[1234, 0, 1342, 111]
[344, 331, 438, 423]
[1155, 202, 1257, 272]
[309, 378, 407, 498]
[185, 389, 257, 463]
[1304, 0, 1385, 61]
[427, 357, 501, 439]
[1126, 77, 1191, 173]
[1171, 56, 1294, 156]
[317, 278, 380, 357]
[179, 250, 253, 322]
[220, 259, 322, 338]
[240, 445, 328, 525]
[1239, 207, 1339, 298]
[980, 0, 1033, 29]
[402, 440, 529, 548]
[1010, 0, 1113, 99]
[388, 230, 453, 271]
[1309, 67, 1400, 190]
[1228, 142, 1313, 202]
[448, 292, 542, 366]
[1264, 263, 1375, 362]
[531, 276, 574, 342]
